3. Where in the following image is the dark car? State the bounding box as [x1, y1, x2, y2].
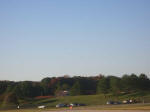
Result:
[70, 103, 86, 107]
[70, 103, 78, 107]
[78, 103, 86, 106]
[56, 103, 68, 108]
[106, 101, 114, 105]
[114, 101, 121, 104]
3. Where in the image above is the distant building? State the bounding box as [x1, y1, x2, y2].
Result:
[56, 90, 69, 97]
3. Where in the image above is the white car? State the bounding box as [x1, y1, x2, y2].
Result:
[38, 105, 45, 109]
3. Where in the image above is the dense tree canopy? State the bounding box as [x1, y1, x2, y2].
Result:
[0, 74, 150, 105]
[70, 81, 81, 96]
[97, 77, 109, 94]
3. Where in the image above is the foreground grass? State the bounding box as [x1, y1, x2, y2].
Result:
[29, 92, 150, 107]
[1, 104, 150, 112]
[1, 92, 150, 111]
[86, 103, 150, 110]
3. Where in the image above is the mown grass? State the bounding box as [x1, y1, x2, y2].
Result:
[1, 104, 150, 112]
[86, 103, 150, 110]
[29, 93, 150, 107]
[1, 92, 150, 111]
[29, 94, 116, 107]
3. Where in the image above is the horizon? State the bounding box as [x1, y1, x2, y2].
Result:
[0, 73, 149, 82]
[0, 0, 150, 81]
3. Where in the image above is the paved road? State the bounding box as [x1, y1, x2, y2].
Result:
[43, 110, 150, 112]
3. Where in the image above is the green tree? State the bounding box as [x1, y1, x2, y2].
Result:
[13, 84, 23, 99]
[108, 76, 121, 94]
[2, 92, 19, 106]
[41, 77, 51, 95]
[70, 81, 81, 96]
[97, 77, 109, 94]
[139, 74, 150, 90]
[121, 74, 139, 92]
[20, 81, 34, 97]
[62, 83, 70, 90]
[0, 81, 9, 94]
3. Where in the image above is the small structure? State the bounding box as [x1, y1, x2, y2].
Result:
[56, 90, 69, 97]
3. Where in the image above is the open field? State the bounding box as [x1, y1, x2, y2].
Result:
[1, 93, 150, 112]
[17, 93, 150, 108]
[0, 109, 150, 112]
[1, 103, 150, 112]
[1, 110, 150, 112]
[44, 110, 150, 112]
[1, 93, 150, 111]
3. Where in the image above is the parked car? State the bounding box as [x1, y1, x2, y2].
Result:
[122, 100, 129, 104]
[114, 101, 121, 104]
[69, 103, 86, 107]
[78, 103, 86, 106]
[106, 101, 121, 105]
[56, 103, 67, 108]
[106, 101, 114, 105]
[70, 103, 78, 107]
[38, 105, 46, 109]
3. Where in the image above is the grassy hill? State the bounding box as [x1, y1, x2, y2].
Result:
[1, 92, 150, 110]
[20, 92, 150, 108]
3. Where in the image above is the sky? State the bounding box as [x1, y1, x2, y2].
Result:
[0, 0, 150, 81]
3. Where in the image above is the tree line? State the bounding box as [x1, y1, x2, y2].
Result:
[0, 74, 150, 105]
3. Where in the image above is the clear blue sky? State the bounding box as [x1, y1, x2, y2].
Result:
[0, 0, 150, 81]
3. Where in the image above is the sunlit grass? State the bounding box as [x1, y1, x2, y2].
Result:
[1, 93, 150, 111]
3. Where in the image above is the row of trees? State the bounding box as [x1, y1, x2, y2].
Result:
[97, 74, 150, 94]
[0, 74, 150, 104]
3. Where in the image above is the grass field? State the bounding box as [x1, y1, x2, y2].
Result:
[1, 104, 150, 112]
[1, 92, 150, 111]
[24, 92, 150, 107]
